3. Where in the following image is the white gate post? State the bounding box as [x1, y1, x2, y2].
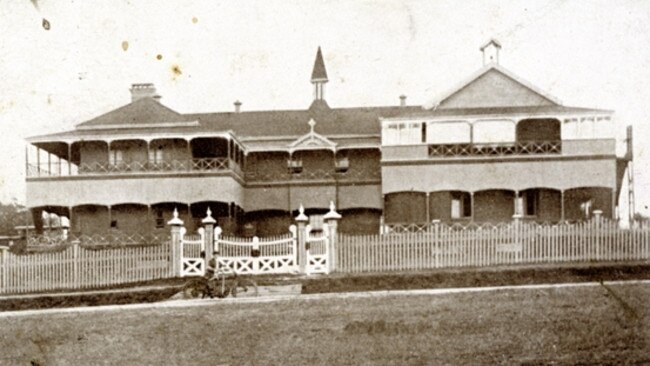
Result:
[202, 208, 217, 263]
[295, 205, 309, 274]
[167, 208, 184, 277]
[323, 201, 341, 273]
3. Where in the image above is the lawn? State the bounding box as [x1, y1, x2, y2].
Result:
[1, 283, 648, 365]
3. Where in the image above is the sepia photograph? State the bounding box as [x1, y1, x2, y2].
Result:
[0, 0, 648, 364]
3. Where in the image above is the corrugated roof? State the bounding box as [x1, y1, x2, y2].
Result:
[76, 98, 187, 128]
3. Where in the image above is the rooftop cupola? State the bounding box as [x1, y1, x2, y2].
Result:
[130, 83, 161, 102]
[480, 39, 501, 66]
[311, 47, 329, 101]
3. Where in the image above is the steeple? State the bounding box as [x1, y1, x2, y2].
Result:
[311, 47, 328, 101]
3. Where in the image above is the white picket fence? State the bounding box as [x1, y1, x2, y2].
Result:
[337, 219, 650, 273]
[179, 227, 205, 277]
[215, 226, 298, 275]
[0, 242, 172, 294]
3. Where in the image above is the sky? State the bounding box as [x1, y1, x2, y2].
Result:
[0, 0, 649, 214]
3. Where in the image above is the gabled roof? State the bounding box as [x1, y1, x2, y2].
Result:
[287, 119, 337, 153]
[76, 97, 187, 129]
[428, 64, 562, 109]
[311, 47, 328, 82]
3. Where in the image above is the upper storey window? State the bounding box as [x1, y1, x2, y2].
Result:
[472, 119, 516, 143]
[382, 122, 424, 145]
[108, 148, 124, 165]
[426, 121, 471, 144]
[562, 116, 614, 140]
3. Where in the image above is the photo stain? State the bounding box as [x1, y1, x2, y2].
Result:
[192, 16, 198, 24]
[171, 64, 182, 77]
[156, 54, 163, 60]
[122, 41, 129, 51]
[42, 18, 50, 30]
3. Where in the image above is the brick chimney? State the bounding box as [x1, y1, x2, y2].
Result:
[130, 83, 161, 102]
[399, 95, 407, 107]
[234, 100, 242, 113]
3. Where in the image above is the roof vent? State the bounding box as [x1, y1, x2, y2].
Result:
[130, 83, 161, 102]
[399, 95, 407, 107]
[480, 39, 501, 66]
[234, 100, 242, 113]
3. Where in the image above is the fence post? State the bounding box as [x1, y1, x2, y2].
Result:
[73, 242, 79, 288]
[593, 210, 602, 260]
[167, 208, 184, 277]
[323, 201, 341, 273]
[0, 246, 7, 294]
[513, 214, 522, 263]
[295, 204, 309, 274]
[202, 208, 217, 263]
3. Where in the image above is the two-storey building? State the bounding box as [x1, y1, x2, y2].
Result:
[25, 42, 632, 237]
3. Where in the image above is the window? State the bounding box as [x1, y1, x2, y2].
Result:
[427, 121, 471, 144]
[382, 122, 424, 145]
[287, 159, 303, 174]
[149, 145, 164, 163]
[109, 149, 124, 165]
[110, 220, 118, 228]
[516, 191, 539, 217]
[155, 210, 165, 228]
[451, 192, 472, 219]
[335, 157, 349, 173]
[473, 120, 516, 143]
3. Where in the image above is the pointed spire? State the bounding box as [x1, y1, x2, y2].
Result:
[311, 47, 328, 83]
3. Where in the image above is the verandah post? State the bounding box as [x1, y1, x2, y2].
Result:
[168, 208, 184, 277]
[323, 201, 341, 273]
[295, 204, 309, 274]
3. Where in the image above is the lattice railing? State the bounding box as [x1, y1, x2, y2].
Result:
[28, 158, 238, 177]
[428, 141, 562, 158]
[246, 168, 381, 183]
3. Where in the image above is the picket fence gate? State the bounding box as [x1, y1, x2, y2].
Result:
[215, 225, 298, 275]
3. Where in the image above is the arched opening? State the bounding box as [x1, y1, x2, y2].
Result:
[245, 151, 291, 181]
[151, 202, 191, 232]
[339, 208, 381, 234]
[149, 138, 189, 169]
[518, 188, 562, 222]
[71, 205, 110, 235]
[190, 201, 233, 233]
[384, 192, 427, 224]
[516, 118, 561, 142]
[473, 190, 515, 222]
[244, 210, 293, 237]
[110, 203, 149, 233]
[190, 137, 228, 159]
[563, 187, 613, 221]
[429, 191, 472, 222]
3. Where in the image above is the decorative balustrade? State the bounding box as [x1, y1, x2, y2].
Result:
[428, 140, 562, 158]
[27, 157, 240, 178]
[246, 168, 381, 183]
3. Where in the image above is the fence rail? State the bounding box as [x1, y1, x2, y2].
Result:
[0, 242, 172, 294]
[338, 219, 650, 273]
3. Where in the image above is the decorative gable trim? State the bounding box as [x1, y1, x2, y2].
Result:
[287, 119, 337, 153]
[426, 64, 562, 109]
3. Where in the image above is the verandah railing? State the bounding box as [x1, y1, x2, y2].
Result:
[428, 140, 562, 158]
[338, 219, 650, 273]
[26, 157, 241, 178]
